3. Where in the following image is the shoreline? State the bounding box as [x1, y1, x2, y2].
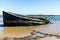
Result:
[0, 21, 60, 40]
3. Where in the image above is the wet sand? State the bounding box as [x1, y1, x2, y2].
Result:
[33, 21, 60, 34]
[0, 21, 60, 40]
[3, 25, 47, 37]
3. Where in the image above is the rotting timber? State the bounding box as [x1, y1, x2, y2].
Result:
[3, 11, 50, 26]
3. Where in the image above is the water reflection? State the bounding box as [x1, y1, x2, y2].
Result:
[0, 21, 4, 36]
[36, 21, 60, 34]
[0, 27, 3, 36]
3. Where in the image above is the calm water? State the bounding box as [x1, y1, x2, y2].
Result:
[33, 21, 60, 34]
[48, 16, 60, 21]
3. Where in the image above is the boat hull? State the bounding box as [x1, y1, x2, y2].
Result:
[3, 11, 43, 26]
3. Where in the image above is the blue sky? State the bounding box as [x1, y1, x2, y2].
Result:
[0, 0, 60, 15]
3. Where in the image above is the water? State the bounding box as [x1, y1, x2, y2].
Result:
[0, 16, 3, 27]
[47, 15, 60, 21]
[34, 21, 60, 34]
[0, 16, 3, 36]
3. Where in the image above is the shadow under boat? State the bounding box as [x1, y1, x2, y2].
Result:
[3, 11, 49, 26]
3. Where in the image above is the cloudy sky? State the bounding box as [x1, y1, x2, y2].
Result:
[0, 0, 60, 15]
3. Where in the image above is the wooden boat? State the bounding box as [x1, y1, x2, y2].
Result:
[3, 11, 49, 26]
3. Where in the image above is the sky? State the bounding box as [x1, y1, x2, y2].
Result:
[0, 0, 60, 15]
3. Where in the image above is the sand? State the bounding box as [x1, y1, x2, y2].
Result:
[0, 21, 60, 40]
[3, 25, 46, 37]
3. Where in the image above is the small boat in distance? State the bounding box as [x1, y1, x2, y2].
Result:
[3, 11, 49, 26]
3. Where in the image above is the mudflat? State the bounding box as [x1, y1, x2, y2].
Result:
[3, 25, 46, 37]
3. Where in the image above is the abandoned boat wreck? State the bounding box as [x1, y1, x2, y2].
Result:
[3, 11, 49, 26]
